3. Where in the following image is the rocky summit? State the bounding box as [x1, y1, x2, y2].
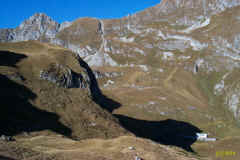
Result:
[1, 0, 240, 160]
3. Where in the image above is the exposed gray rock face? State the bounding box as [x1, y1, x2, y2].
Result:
[159, 0, 240, 15]
[0, 13, 72, 43]
[208, 0, 240, 14]
[0, 13, 119, 67]
[225, 92, 240, 120]
[58, 21, 72, 31]
[76, 19, 118, 67]
[93, 71, 105, 79]
[213, 72, 240, 121]
[128, 0, 240, 28]
[50, 38, 65, 46]
[38, 57, 121, 113]
[0, 29, 17, 42]
[18, 13, 59, 40]
[0, 13, 60, 42]
[67, 43, 90, 57]
[40, 63, 89, 88]
[84, 51, 118, 67]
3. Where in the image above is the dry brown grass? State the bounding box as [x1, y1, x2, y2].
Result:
[0, 41, 209, 160]
[57, 18, 102, 48]
[18, 135, 201, 160]
[0, 41, 128, 141]
[1, 8, 240, 157]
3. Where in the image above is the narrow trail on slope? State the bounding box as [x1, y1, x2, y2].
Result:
[162, 67, 205, 106]
[163, 67, 178, 88]
[103, 67, 206, 107]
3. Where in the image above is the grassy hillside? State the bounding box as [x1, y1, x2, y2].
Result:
[0, 41, 128, 140]
[0, 41, 204, 160]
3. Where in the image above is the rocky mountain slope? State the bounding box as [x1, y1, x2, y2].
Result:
[2, 0, 239, 122]
[0, 41, 201, 160]
[1, 0, 240, 159]
[0, 41, 129, 140]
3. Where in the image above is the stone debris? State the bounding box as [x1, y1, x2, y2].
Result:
[89, 122, 97, 127]
[178, 55, 191, 60]
[139, 65, 149, 72]
[161, 52, 174, 60]
[134, 48, 145, 56]
[160, 112, 167, 116]
[148, 101, 156, 105]
[135, 156, 142, 160]
[158, 68, 164, 73]
[0, 135, 14, 142]
[104, 80, 115, 87]
[128, 146, 135, 150]
[119, 37, 135, 43]
[180, 18, 211, 34]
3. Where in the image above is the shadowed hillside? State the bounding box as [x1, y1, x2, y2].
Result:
[0, 74, 72, 136]
[0, 156, 16, 160]
[4, 0, 240, 158]
[75, 54, 121, 113]
[0, 44, 128, 140]
[0, 51, 27, 67]
[115, 114, 202, 152]
[0, 40, 204, 160]
[0, 51, 72, 136]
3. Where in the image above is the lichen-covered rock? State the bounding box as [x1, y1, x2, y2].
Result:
[40, 63, 89, 88]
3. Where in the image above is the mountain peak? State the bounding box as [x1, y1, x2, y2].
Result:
[18, 12, 58, 29]
[11, 13, 60, 41]
[21, 13, 57, 27]
[31, 12, 49, 18]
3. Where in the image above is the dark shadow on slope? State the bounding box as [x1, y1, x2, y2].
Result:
[0, 74, 72, 137]
[0, 51, 72, 137]
[115, 114, 202, 152]
[0, 156, 16, 160]
[0, 51, 27, 67]
[75, 55, 121, 112]
[74, 54, 201, 152]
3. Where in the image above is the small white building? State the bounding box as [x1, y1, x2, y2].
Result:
[196, 133, 207, 139]
[196, 133, 217, 142]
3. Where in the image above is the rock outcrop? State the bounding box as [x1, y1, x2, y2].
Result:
[40, 63, 89, 88]
[39, 63, 123, 89]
